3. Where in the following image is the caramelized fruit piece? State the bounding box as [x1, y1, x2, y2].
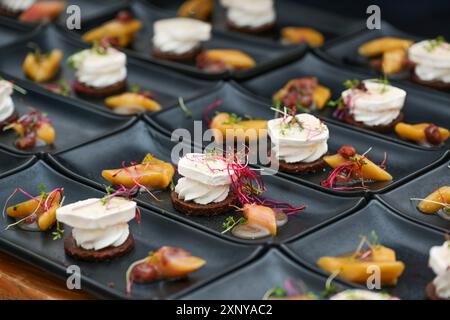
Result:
[312, 85, 331, 109]
[243, 204, 277, 236]
[202, 50, 256, 70]
[358, 37, 413, 57]
[102, 155, 175, 189]
[417, 186, 450, 214]
[210, 112, 267, 142]
[272, 78, 330, 110]
[11, 122, 56, 145]
[382, 48, 406, 75]
[177, 0, 213, 20]
[19, 1, 65, 22]
[318, 246, 405, 286]
[23, 49, 63, 83]
[105, 92, 162, 113]
[281, 27, 325, 47]
[323, 153, 393, 181]
[395, 122, 449, 145]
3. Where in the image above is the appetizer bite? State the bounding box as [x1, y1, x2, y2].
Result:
[220, 0, 276, 34]
[209, 112, 267, 143]
[3, 109, 56, 150]
[105, 86, 161, 114]
[317, 232, 405, 286]
[82, 11, 143, 48]
[426, 240, 450, 300]
[395, 122, 449, 146]
[0, 80, 19, 130]
[408, 37, 450, 90]
[263, 279, 317, 300]
[152, 17, 211, 62]
[177, 0, 213, 21]
[0, 0, 64, 22]
[414, 186, 449, 219]
[273, 77, 331, 111]
[281, 27, 325, 47]
[126, 246, 206, 294]
[358, 37, 413, 75]
[68, 40, 127, 98]
[268, 112, 329, 174]
[196, 49, 256, 72]
[329, 79, 406, 133]
[321, 145, 392, 190]
[56, 196, 137, 261]
[4, 184, 64, 232]
[23, 45, 63, 83]
[330, 289, 399, 300]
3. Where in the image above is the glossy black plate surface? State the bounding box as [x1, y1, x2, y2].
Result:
[0, 18, 35, 48]
[0, 160, 261, 299]
[47, 120, 365, 244]
[0, 78, 134, 155]
[377, 161, 450, 232]
[69, 0, 307, 80]
[0, 148, 34, 178]
[283, 200, 445, 300]
[0, 24, 217, 115]
[183, 249, 352, 300]
[240, 53, 450, 150]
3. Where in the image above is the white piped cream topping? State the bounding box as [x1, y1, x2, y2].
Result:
[70, 47, 127, 88]
[330, 289, 398, 300]
[174, 153, 234, 205]
[0, 80, 15, 123]
[153, 18, 211, 54]
[433, 270, 450, 299]
[56, 197, 136, 251]
[0, 0, 35, 12]
[268, 113, 329, 163]
[221, 0, 275, 29]
[409, 40, 450, 83]
[429, 241, 450, 276]
[342, 80, 406, 127]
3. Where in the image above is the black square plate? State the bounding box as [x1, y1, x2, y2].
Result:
[146, 81, 448, 196]
[0, 148, 34, 178]
[283, 200, 446, 300]
[240, 53, 450, 150]
[67, 0, 307, 80]
[0, 17, 35, 48]
[0, 160, 261, 299]
[377, 161, 450, 232]
[47, 120, 365, 245]
[0, 24, 217, 115]
[0, 77, 135, 155]
[183, 249, 352, 300]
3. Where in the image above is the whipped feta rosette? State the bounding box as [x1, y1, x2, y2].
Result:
[220, 0, 276, 31]
[427, 241, 450, 300]
[409, 39, 450, 84]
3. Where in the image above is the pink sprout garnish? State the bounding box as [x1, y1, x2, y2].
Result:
[202, 98, 223, 126]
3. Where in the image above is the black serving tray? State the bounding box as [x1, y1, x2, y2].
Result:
[0, 77, 135, 155]
[46, 120, 365, 245]
[146, 81, 448, 196]
[377, 161, 450, 232]
[0, 159, 261, 299]
[240, 53, 450, 150]
[0, 148, 35, 178]
[182, 248, 352, 300]
[0, 17, 36, 48]
[0, 24, 217, 115]
[283, 200, 446, 300]
[66, 0, 308, 80]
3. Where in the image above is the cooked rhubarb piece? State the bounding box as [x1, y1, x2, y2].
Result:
[417, 186, 450, 214]
[177, 0, 213, 20]
[281, 27, 324, 47]
[395, 122, 449, 146]
[102, 154, 175, 190]
[19, 1, 65, 23]
[318, 240, 405, 286]
[197, 49, 256, 71]
[382, 48, 407, 75]
[126, 246, 206, 292]
[243, 204, 277, 236]
[82, 11, 143, 48]
[358, 37, 413, 57]
[23, 49, 63, 83]
[6, 188, 63, 231]
[210, 112, 267, 142]
[105, 92, 162, 114]
[273, 77, 331, 110]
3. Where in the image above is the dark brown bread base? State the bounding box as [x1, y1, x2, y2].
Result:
[171, 191, 238, 216]
[64, 233, 134, 262]
[277, 157, 326, 174]
[73, 79, 126, 98]
[227, 20, 275, 35]
[411, 72, 450, 90]
[344, 112, 404, 134]
[426, 281, 449, 300]
[152, 46, 200, 62]
[0, 110, 19, 130]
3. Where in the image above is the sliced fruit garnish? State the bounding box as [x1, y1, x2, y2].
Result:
[210, 112, 267, 142]
[281, 27, 325, 47]
[177, 0, 213, 20]
[243, 204, 277, 236]
[382, 48, 407, 75]
[23, 49, 63, 83]
[416, 186, 450, 214]
[19, 1, 65, 23]
[395, 122, 449, 146]
[358, 37, 413, 57]
[200, 49, 256, 70]
[105, 92, 162, 114]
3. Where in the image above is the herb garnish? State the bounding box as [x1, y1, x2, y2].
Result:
[223, 113, 242, 124]
[178, 97, 193, 118]
[426, 36, 446, 52]
[52, 221, 64, 240]
[221, 216, 245, 234]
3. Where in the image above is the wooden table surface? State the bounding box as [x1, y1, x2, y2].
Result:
[0, 251, 93, 300]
